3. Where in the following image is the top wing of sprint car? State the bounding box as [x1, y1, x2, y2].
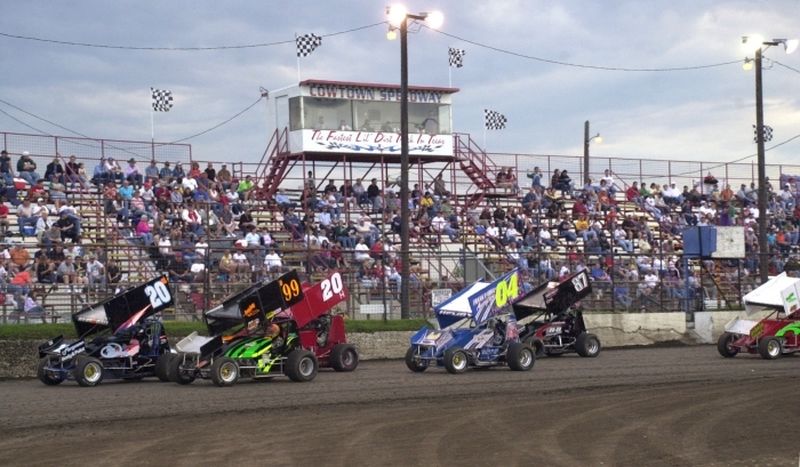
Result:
[282, 270, 349, 329]
[39, 275, 175, 358]
[176, 271, 306, 358]
[724, 272, 800, 335]
[513, 270, 592, 325]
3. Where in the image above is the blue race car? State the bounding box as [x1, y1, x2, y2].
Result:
[405, 269, 535, 374]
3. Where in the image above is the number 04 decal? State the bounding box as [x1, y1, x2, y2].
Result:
[321, 272, 344, 301]
[144, 281, 171, 309]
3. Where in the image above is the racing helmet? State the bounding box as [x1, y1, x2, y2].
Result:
[266, 323, 280, 338]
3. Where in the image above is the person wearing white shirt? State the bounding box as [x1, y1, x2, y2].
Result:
[182, 176, 198, 192]
[431, 215, 446, 233]
[158, 237, 172, 256]
[263, 250, 283, 272]
[195, 238, 209, 257]
[353, 239, 370, 263]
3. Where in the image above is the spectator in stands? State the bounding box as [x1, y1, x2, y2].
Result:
[104, 157, 123, 182]
[0, 150, 14, 185]
[34, 255, 56, 284]
[85, 254, 105, 289]
[16, 199, 37, 236]
[601, 169, 616, 194]
[135, 215, 154, 245]
[432, 174, 450, 198]
[231, 248, 250, 282]
[92, 157, 109, 185]
[237, 175, 255, 201]
[44, 156, 65, 183]
[7, 264, 33, 307]
[168, 253, 193, 283]
[367, 178, 380, 206]
[17, 151, 40, 186]
[172, 162, 186, 179]
[263, 248, 282, 273]
[625, 181, 641, 203]
[56, 255, 79, 288]
[555, 170, 572, 195]
[526, 166, 543, 189]
[614, 226, 634, 253]
[55, 211, 79, 242]
[141, 160, 158, 182]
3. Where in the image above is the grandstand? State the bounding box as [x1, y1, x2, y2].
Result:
[0, 83, 797, 323]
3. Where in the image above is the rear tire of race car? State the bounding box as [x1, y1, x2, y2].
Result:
[443, 347, 469, 374]
[716, 332, 739, 358]
[73, 356, 104, 387]
[168, 353, 196, 385]
[155, 353, 173, 382]
[37, 357, 64, 386]
[575, 333, 601, 358]
[210, 357, 240, 387]
[405, 346, 427, 373]
[507, 343, 535, 371]
[330, 344, 359, 372]
[758, 336, 783, 360]
[286, 349, 318, 382]
[524, 337, 545, 358]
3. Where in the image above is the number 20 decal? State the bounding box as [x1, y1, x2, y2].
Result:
[321, 272, 344, 301]
[145, 281, 172, 309]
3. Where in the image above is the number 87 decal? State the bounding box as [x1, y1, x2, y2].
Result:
[321, 272, 344, 301]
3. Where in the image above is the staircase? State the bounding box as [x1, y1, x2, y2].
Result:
[454, 133, 498, 209]
[255, 127, 290, 200]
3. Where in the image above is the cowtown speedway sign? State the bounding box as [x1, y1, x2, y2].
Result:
[302, 129, 452, 156]
[306, 83, 445, 103]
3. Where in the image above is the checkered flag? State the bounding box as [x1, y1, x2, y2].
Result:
[448, 48, 466, 68]
[151, 88, 173, 112]
[753, 124, 773, 143]
[296, 33, 322, 57]
[484, 109, 507, 130]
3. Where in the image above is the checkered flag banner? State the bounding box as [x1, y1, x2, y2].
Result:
[484, 109, 507, 130]
[151, 88, 173, 112]
[448, 47, 465, 68]
[296, 33, 322, 57]
[753, 124, 773, 143]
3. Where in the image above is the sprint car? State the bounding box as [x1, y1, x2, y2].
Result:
[514, 270, 601, 358]
[286, 270, 358, 371]
[37, 275, 175, 387]
[169, 270, 320, 386]
[718, 272, 800, 359]
[405, 269, 535, 374]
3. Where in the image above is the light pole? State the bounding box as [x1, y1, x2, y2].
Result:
[387, 5, 443, 319]
[742, 35, 797, 283]
[583, 120, 601, 184]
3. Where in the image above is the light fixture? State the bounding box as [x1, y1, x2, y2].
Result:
[742, 58, 754, 71]
[741, 34, 765, 55]
[594, 135, 603, 144]
[423, 10, 444, 29]
[386, 4, 407, 28]
[783, 38, 798, 54]
[386, 28, 397, 41]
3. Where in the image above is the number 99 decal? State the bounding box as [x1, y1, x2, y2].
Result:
[144, 280, 172, 309]
[280, 278, 302, 304]
[495, 273, 519, 308]
[321, 272, 344, 301]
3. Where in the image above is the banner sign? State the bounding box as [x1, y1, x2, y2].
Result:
[296, 129, 453, 156]
[304, 83, 450, 104]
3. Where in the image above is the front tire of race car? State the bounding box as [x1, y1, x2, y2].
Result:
[576, 333, 601, 358]
[37, 356, 64, 386]
[73, 356, 104, 387]
[507, 343, 535, 371]
[758, 336, 783, 360]
[286, 349, 318, 382]
[443, 347, 469, 374]
[168, 353, 196, 385]
[405, 346, 427, 373]
[210, 357, 240, 387]
[716, 332, 739, 358]
[331, 344, 359, 372]
[155, 353, 174, 382]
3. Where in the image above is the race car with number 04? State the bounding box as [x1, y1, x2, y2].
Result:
[168, 271, 317, 386]
[37, 275, 175, 387]
[718, 273, 800, 359]
[514, 270, 601, 358]
[405, 269, 535, 374]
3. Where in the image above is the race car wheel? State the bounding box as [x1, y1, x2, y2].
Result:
[507, 343, 535, 371]
[405, 346, 427, 373]
[37, 357, 64, 386]
[331, 344, 359, 372]
[576, 333, 601, 358]
[210, 357, 240, 387]
[716, 332, 739, 358]
[758, 337, 783, 360]
[154, 353, 174, 382]
[443, 347, 468, 374]
[168, 353, 196, 385]
[524, 337, 545, 358]
[286, 349, 318, 382]
[73, 356, 104, 387]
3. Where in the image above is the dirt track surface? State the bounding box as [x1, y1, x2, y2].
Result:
[2, 346, 799, 466]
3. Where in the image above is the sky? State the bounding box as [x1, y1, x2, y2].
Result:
[0, 0, 798, 168]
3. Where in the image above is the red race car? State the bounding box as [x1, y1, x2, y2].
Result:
[283, 270, 358, 371]
[718, 273, 800, 359]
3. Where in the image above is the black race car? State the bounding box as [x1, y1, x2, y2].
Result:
[514, 270, 601, 358]
[37, 275, 175, 387]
